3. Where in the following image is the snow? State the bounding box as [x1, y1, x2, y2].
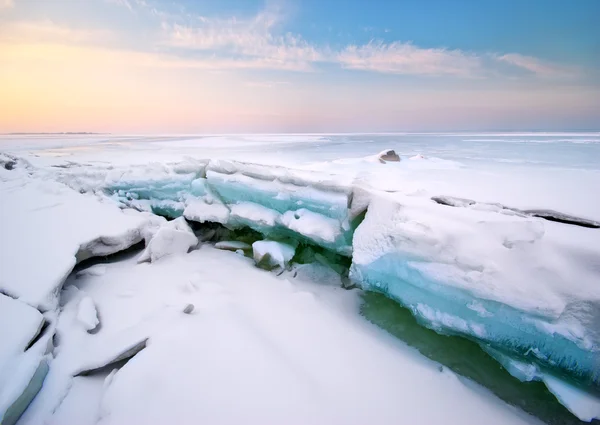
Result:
[230, 202, 280, 227]
[76, 296, 99, 332]
[183, 199, 231, 224]
[1, 132, 599, 423]
[0, 166, 150, 311]
[252, 240, 296, 269]
[351, 192, 600, 387]
[279, 209, 343, 245]
[18, 247, 539, 425]
[0, 295, 49, 425]
[137, 217, 197, 263]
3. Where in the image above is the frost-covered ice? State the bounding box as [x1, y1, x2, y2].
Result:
[1, 133, 599, 424]
[252, 240, 296, 269]
[0, 162, 151, 311]
[137, 217, 197, 263]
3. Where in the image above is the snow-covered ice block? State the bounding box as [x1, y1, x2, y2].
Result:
[229, 202, 280, 229]
[138, 217, 197, 263]
[206, 161, 351, 222]
[252, 241, 296, 270]
[351, 192, 600, 387]
[0, 171, 149, 311]
[0, 295, 48, 425]
[280, 209, 343, 245]
[183, 198, 230, 224]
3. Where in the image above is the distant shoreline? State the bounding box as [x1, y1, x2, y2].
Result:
[4, 132, 110, 135]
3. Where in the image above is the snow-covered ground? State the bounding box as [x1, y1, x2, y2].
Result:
[1, 133, 599, 425]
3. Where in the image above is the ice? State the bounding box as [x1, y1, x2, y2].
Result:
[280, 209, 343, 245]
[230, 202, 280, 228]
[252, 241, 296, 269]
[351, 192, 600, 388]
[183, 199, 230, 224]
[214, 241, 252, 252]
[0, 295, 49, 425]
[483, 346, 600, 421]
[542, 375, 600, 422]
[2, 133, 599, 423]
[0, 167, 150, 311]
[76, 296, 99, 332]
[137, 217, 197, 263]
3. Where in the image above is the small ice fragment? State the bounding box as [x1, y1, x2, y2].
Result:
[214, 241, 251, 251]
[138, 217, 197, 263]
[77, 296, 99, 332]
[252, 241, 296, 270]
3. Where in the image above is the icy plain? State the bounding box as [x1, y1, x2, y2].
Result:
[1, 133, 599, 425]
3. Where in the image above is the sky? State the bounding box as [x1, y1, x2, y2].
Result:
[0, 0, 598, 133]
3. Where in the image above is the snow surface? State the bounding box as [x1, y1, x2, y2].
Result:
[19, 247, 539, 425]
[1, 133, 599, 424]
[0, 164, 150, 311]
[76, 296, 99, 332]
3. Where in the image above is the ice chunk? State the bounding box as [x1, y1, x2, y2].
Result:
[351, 192, 600, 387]
[214, 241, 252, 252]
[483, 346, 600, 421]
[280, 209, 342, 245]
[230, 202, 280, 228]
[542, 375, 600, 422]
[183, 199, 230, 224]
[76, 296, 99, 332]
[138, 217, 197, 263]
[0, 295, 48, 425]
[0, 171, 149, 311]
[252, 241, 296, 270]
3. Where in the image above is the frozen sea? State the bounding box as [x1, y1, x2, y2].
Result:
[1, 133, 599, 425]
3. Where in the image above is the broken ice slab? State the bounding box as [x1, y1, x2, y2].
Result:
[252, 241, 296, 270]
[351, 193, 600, 390]
[0, 295, 49, 425]
[0, 170, 150, 311]
[104, 160, 355, 255]
[483, 345, 600, 422]
[74, 337, 148, 377]
[137, 217, 198, 263]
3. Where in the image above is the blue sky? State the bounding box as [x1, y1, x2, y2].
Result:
[0, 0, 598, 132]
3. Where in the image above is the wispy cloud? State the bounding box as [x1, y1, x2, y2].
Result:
[6, 2, 578, 80]
[162, 7, 324, 72]
[337, 41, 482, 77]
[495, 53, 578, 78]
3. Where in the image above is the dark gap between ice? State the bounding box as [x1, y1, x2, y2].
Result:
[431, 196, 600, 229]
